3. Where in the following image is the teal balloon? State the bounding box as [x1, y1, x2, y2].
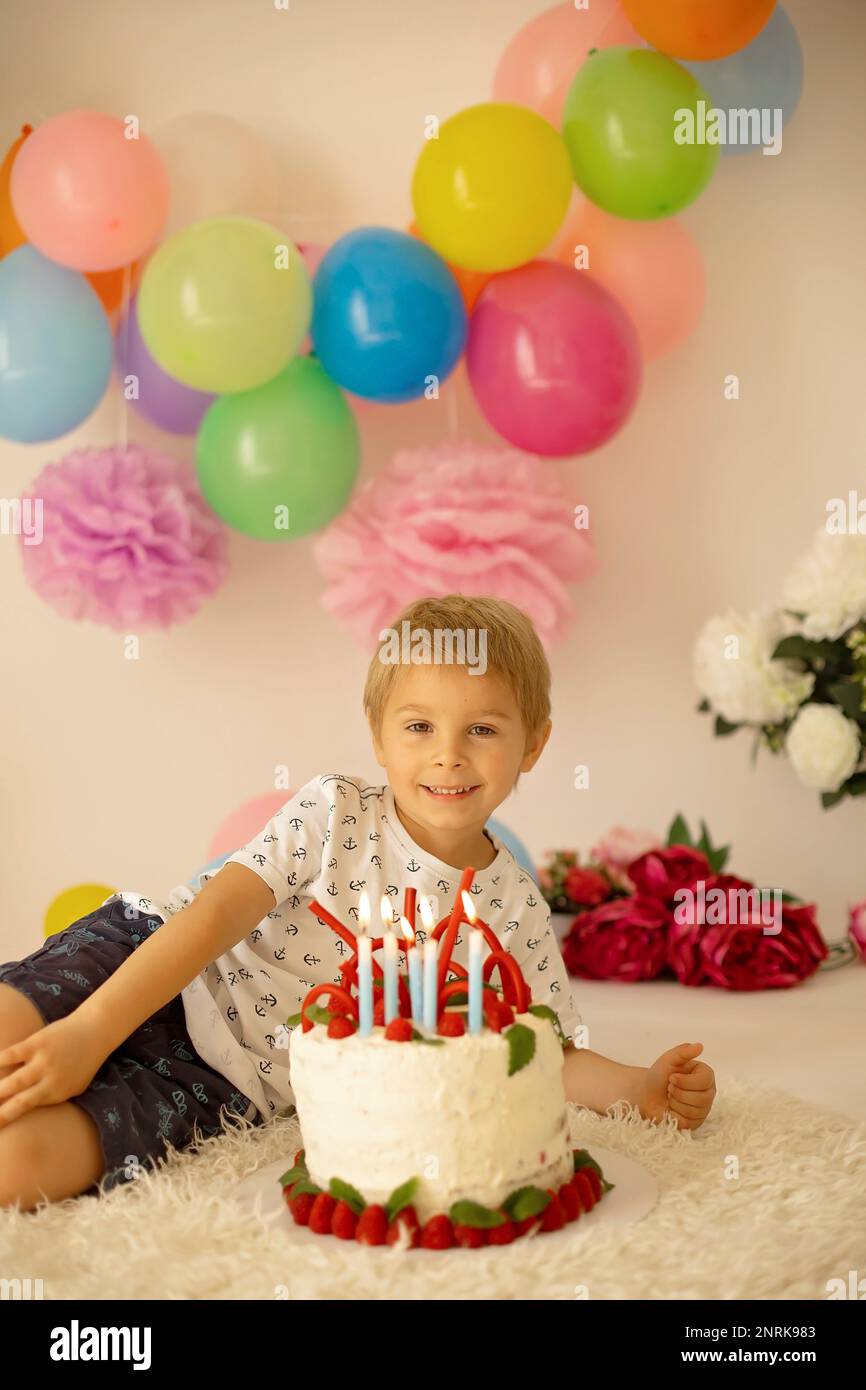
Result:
[196, 355, 360, 540]
[0, 245, 113, 443]
[487, 817, 537, 881]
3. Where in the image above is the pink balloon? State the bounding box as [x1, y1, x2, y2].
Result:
[11, 110, 170, 271]
[208, 790, 295, 860]
[466, 260, 642, 457]
[550, 199, 706, 361]
[492, 1, 642, 127]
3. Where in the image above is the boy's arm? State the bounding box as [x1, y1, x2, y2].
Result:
[562, 1043, 647, 1115]
[74, 864, 277, 1059]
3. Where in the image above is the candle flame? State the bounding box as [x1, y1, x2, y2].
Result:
[399, 915, 415, 947]
[380, 893, 395, 930]
[358, 889, 370, 934]
[461, 889, 477, 924]
[418, 895, 435, 930]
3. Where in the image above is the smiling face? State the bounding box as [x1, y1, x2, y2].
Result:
[369, 661, 551, 867]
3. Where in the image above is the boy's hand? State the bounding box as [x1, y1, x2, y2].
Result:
[637, 1042, 716, 1131]
[0, 1015, 108, 1127]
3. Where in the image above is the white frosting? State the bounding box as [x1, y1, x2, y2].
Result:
[288, 1013, 572, 1223]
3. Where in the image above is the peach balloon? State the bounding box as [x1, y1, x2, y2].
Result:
[492, 0, 642, 127]
[0, 123, 32, 257]
[11, 109, 170, 271]
[550, 197, 705, 361]
[207, 791, 296, 861]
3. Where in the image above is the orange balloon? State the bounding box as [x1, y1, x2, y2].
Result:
[621, 0, 776, 61]
[407, 220, 491, 313]
[0, 123, 33, 256]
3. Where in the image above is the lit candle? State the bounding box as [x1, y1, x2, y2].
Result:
[357, 890, 373, 1037]
[400, 915, 422, 1023]
[380, 894, 399, 1024]
[464, 892, 484, 1033]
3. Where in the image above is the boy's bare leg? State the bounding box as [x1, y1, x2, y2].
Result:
[0, 981, 106, 1209]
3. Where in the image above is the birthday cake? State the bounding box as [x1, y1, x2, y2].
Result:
[278, 875, 613, 1249]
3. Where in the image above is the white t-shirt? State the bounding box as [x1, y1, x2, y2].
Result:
[105, 773, 582, 1121]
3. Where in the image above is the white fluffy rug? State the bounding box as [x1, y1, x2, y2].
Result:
[3, 1077, 864, 1300]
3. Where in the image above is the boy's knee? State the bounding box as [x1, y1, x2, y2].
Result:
[0, 1118, 45, 1207]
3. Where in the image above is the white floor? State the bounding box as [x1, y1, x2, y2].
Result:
[550, 917, 866, 1122]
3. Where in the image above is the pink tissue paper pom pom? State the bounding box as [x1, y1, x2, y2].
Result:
[18, 443, 230, 630]
[311, 440, 597, 649]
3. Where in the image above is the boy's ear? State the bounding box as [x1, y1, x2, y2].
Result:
[520, 718, 552, 773]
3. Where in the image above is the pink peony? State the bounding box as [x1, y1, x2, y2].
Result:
[668, 877, 828, 989]
[312, 441, 597, 650]
[590, 825, 664, 889]
[564, 866, 611, 907]
[562, 894, 672, 982]
[627, 845, 711, 908]
[848, 901, 866, 962]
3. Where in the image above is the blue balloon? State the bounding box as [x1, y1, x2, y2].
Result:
[681, 6, 804, 158]
[0, 245, 113, 442]
[311, 226, 467, 402]
[486, 817, 538, 882]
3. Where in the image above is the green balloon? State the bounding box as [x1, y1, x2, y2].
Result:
[196, 355, 360, 540]
[562, 47, 719, 220]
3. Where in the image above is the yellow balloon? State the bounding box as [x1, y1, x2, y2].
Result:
[44, 883, 117, 938]
[411, 102, 572, 273]
[137, 216, 312, 393]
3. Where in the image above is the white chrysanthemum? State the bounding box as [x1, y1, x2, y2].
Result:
[693, 610, 815, 725]
[782, 526, 866, 640]
[785, 703, 862, 792]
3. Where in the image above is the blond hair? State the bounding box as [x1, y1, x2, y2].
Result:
[363, 594, 551, 753]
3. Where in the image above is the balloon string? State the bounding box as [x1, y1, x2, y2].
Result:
[118, 260, 132, 450]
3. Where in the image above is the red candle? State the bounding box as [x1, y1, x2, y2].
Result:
[437, 867, 475, 994]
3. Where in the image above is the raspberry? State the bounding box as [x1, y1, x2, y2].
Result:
[384, 1017, 413, 1042]
[356, 1204, 389, 1246]
[437, 1013, 465, 1037]
[572, 1170, 597, 1212]
[578, 1165, 602, 1202]
[493, 998, 515, 1028]
[294, 1148, 305, 1166]
[288, 1191, 315, 1226]
[559, 1180, 582, 1222]
[327, 998, 351, 1017]
[487, 1217, 516, 1245]
[331, 1200, 359, 1240]
[453, 1224, 486, 1248]
[327, 1015, 357, 1039]
[420, 1214, 454, 1249]
[540, 1191, 566, 1232]
[387, 1205, 420, 1247]
[308, 1192, 337, 1234]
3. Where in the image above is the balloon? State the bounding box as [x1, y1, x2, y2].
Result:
[681, 6, 803, 156]
[207, 791, 296, 861]
[44, 883, 117, 938]
[0, 245, 113, 443]
[196, 355, 360, 539]
[137, 216, 311, 393]
[563, 48, 719, 219]
[151, 112, 286, 236]
[492, 0, 642, 126]
[622, 0, 776, 61]
[87, 259, 142, 317]
[550, 198, 705, 360]
[115, 292, 217, 434]
[10, 109, 170, 271]
[311, 227, 467, 402]
[411, 102, 573, 272]
[0, 123, 32, 256]
[407, 221, 492, 313]
[466, 259, 642, 457]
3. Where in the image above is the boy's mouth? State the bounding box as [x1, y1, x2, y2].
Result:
[420, 783, 480, 800]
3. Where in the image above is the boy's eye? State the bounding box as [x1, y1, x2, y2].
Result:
[405, 722, 496, 736]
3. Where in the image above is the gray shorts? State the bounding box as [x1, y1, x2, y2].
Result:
[0, 896, 261, 1196]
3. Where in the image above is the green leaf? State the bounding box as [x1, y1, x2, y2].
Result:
[306, 1004, 335, 1027]
[827, 681, 866, 720]
[385, 1177, 419, 1223]
[572, 1151, 615, 1193]
[449, 1199, 507, 1228]
[707, 845, 730, 874]
[821, 788, 847, 808]
[844, 772, 866, 797]
[329, 1177, 366, 1214]
[285, 1011, 302, 1028]
[502, 1186, 551, 1221]
[527, 1003, 568, 1047]
[714, 715, 741, 737]
[410, 1028, 445, 1045]
[287, 1178, 321, 1198]
[697, 698, 711, 712]
[278, 1158, 308, 1187]
[504, 1022, 536, 1076]
[779, 891, 801, 903]
[666, 813, 692, 847]
[771, 635, 841, 664]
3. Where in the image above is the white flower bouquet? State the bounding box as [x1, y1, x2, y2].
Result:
[694, 523, 866, 807]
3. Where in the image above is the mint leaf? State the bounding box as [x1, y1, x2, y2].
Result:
[329, 1177, 366, 1214]
[386, 1177, 419, 1223]
[504, 1023, 536, 1076]
[449, 1199, 506, 1228]
[527, 1003, 568, 1047]
[286, 1011, 302, 1028]
[278, 1159, 308, 1187]
[502, 1186, 551, 1221]
[573, 1150, 615, 1194]
[287, 1178, 321, 1198]
[410, 1028, 445, 1045]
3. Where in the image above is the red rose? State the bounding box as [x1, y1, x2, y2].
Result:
[667, 875, 828, 989]
[564, 866, 611, 908]
[562, 894, 672, 982]
[627, 845, 711, 907]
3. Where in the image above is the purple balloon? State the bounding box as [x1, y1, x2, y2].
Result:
[114, 294, 216, 434]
